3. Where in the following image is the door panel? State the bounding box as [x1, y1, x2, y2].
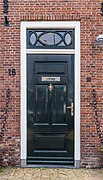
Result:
[34, 134, 66, 150]
[52, 85, 67, 124]
[35, 85, 48, 124]
[35, 62, 67, 74]
[27, 54, 74, 165]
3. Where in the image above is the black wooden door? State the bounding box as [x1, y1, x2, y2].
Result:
[27, 54, 74, 165]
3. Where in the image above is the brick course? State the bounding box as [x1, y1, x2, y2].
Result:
[0, 0, 103, 167]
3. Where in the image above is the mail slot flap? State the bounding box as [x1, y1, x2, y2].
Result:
[42, 77, 60, 82]
[34, 76, 67, 84]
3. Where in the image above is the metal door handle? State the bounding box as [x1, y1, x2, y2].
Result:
[67, 103, 74, 116]
[48, 83, 53, 92]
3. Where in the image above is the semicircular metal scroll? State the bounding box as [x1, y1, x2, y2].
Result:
[92, 89, 103, 147]
[0, 89, 10, 140]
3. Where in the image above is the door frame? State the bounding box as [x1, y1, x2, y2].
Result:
[20, 21, 80, 168]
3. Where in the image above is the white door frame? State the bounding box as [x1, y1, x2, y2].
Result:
[20, 21, 80, 168]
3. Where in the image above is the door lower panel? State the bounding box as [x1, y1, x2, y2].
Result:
[34, 134, 66, 150]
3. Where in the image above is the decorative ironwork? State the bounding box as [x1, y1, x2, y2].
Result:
[3, 0, 8, 13]
[0, 89, 10, 140]
[3, 0, 9, 26]
[101, 2, 103, 16]
[4, 16, 9, 26]
[86, 77, 91, 82]
[27, 29, 75, 49]
[92, 89, 103, 146]
[89, 23, 103, 147]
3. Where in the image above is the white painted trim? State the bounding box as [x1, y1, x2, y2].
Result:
[75, 23, 80, 163]
[20, 23, 27, 160]
[21, 21, 80, 29]
[26, 49, 75, 54]
[21, 21, 80, 166]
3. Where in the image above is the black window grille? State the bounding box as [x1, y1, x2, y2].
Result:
[26, 29, 75, 49]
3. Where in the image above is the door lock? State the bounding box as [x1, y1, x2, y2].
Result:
[67, 103, 74, 116]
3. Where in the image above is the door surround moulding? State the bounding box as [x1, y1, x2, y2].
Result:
[20, 21, 80, 168]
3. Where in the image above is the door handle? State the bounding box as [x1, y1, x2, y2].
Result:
[67, 103, 74, 116]
[48, 83, 53, 92]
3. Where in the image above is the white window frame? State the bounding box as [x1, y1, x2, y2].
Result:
[20, 21, 80, 168]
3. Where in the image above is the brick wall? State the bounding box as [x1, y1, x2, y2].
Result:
[0, 0, 103, 167]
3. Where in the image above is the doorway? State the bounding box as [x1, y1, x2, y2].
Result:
[21, 21, 80, 168]
[27, 54, 74, 165]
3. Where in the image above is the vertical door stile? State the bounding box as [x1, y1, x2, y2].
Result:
[35, 86, 38, 123]
[45, 86, 48, 122]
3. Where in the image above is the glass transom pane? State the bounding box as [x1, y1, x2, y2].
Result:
[39, 33, 62, 45]
[27, 29, 75, 49]
[30, 33, 36, 45]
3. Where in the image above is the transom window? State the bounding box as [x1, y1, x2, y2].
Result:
[26, 29, 75, 49]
